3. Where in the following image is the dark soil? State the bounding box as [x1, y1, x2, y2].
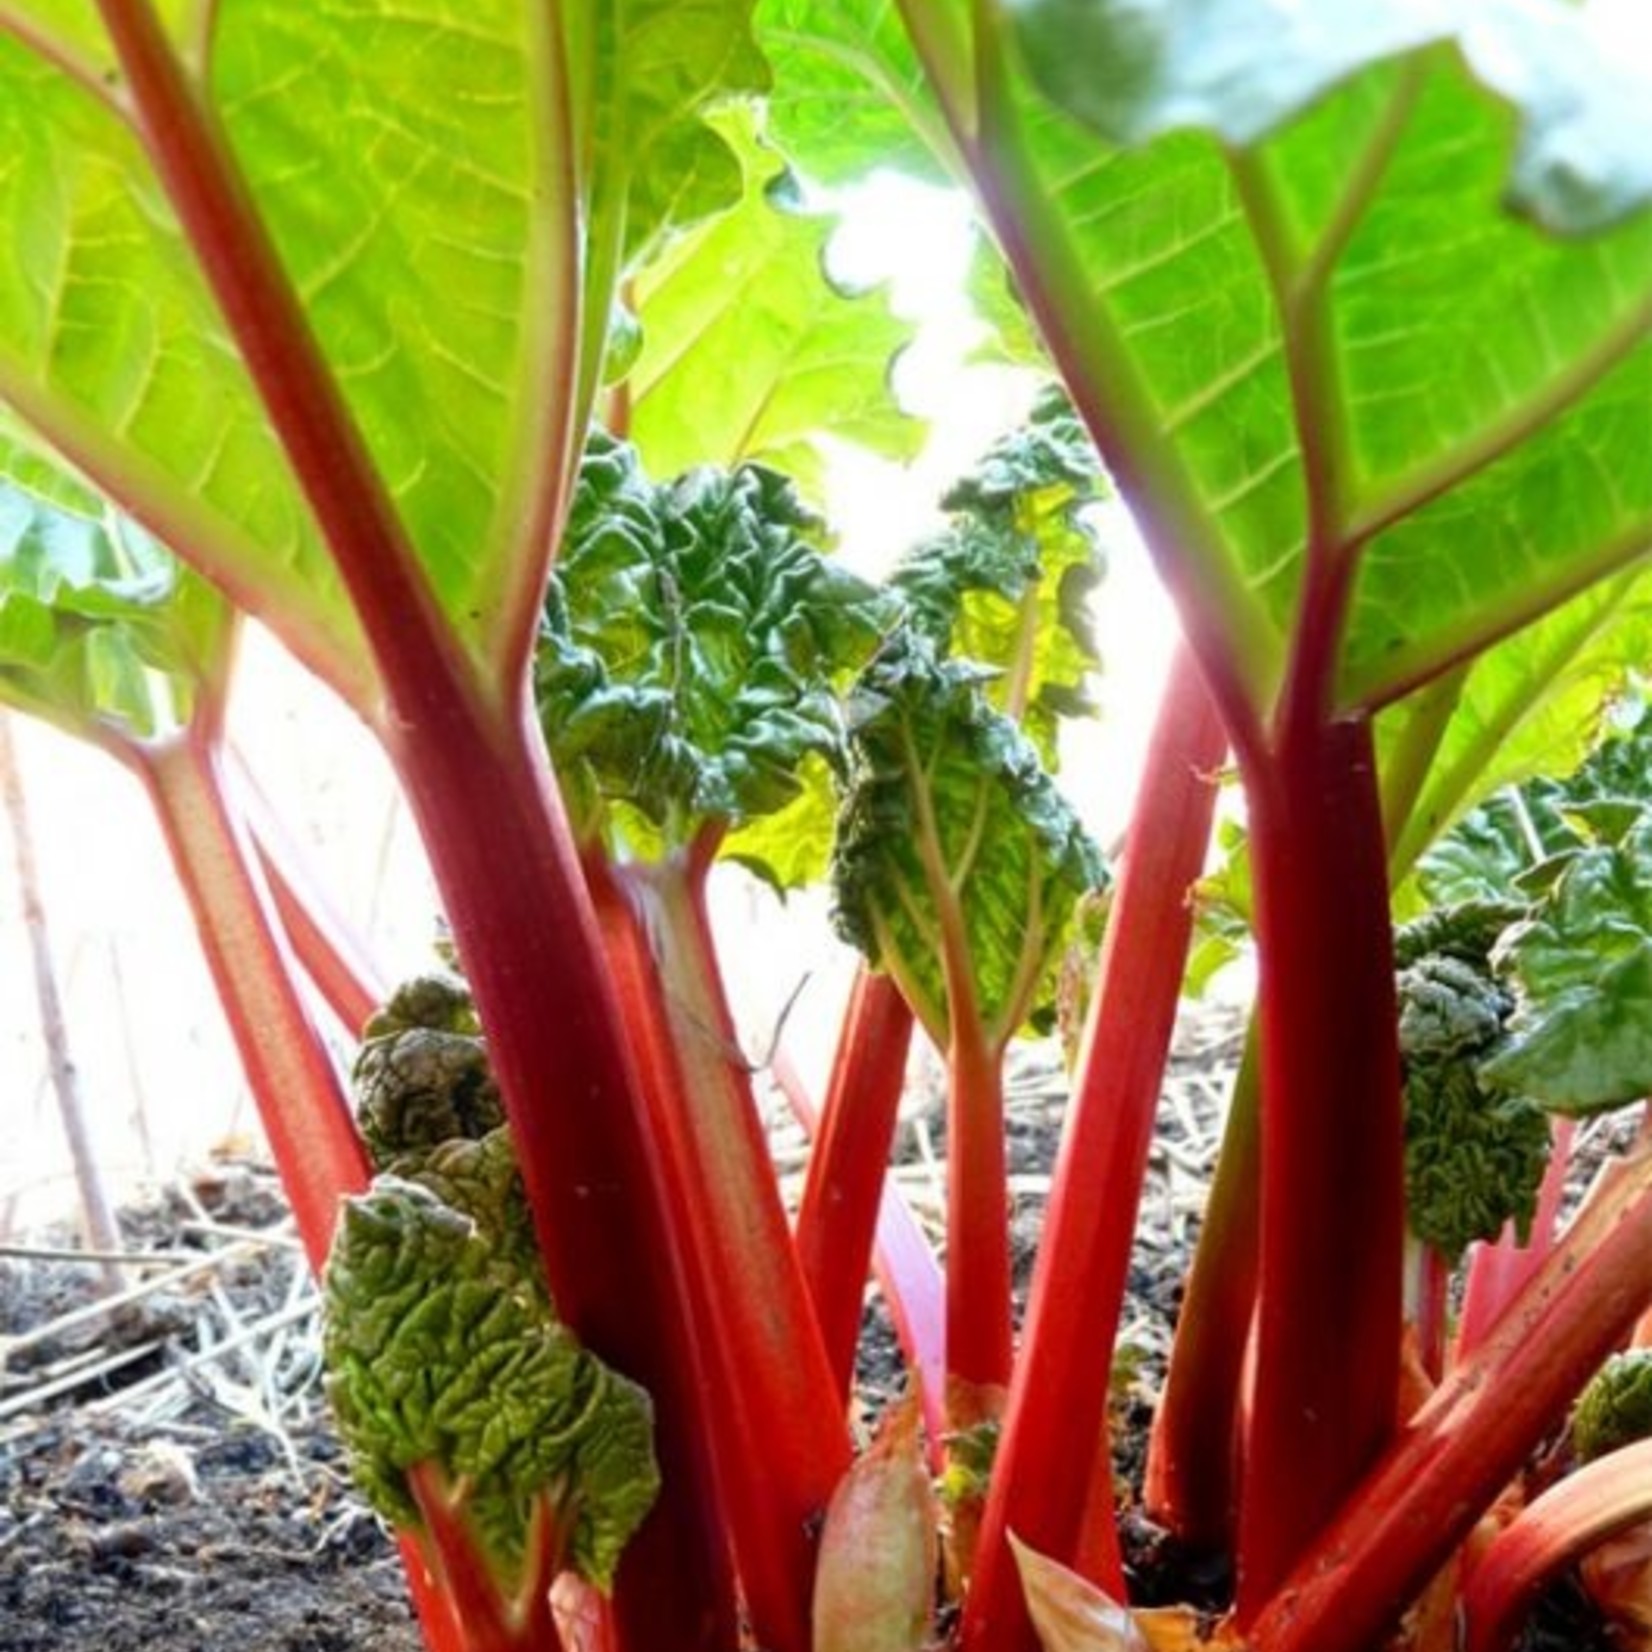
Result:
[0, 1025, 1627, 1650]
[1, 1170, 421, 1652]
[0, 1411, 419, 1652]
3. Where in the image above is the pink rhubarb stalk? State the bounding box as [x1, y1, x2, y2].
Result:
[775, 1041, 948, 1461]
[129, 730, 465, 1652]
[234, 754, 390, 1033]
[132, 729, 368, 1268]
[795, 967, 918, 1405]
[962, 642, 1226, 1652]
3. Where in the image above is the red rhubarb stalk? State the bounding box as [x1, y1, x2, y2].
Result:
[1249, 1146, 1652, 1652]
[1237, 712, 1405, 1618]
[408, 1465, 564, 1652]
[961, 642, 1226, 1652]
[601, 847, 851, 1652]
[795, 967, 918, 1404]
[96, 11, 732, 1645]
[947, 1012, 1015, 1413]
[1460, 1439, 1652, 1652]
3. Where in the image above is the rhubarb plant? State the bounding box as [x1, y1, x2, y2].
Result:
[325, 977, 660, 1644]
[1, 5, 1652, 1652]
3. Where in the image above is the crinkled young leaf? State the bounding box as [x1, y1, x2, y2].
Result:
[348, 973, 542, 1268]
[323, 1180, 659, 1595]
[536, 432, 890, 868]
[1574, 1351, 1652, 1464]
[0, 467, 232, 744]
[832, 632, 1104, 1046]
[1486, 815, 1652, 1113]
[626, 109, 920, 501]
[893, 389, 1105, 761]
[353, 1021, 504, 1170]
[1394, 944, 1549, 1259]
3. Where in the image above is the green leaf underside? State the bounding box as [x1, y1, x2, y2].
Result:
[893, 388, 1105, 762]
[0, 4, 199, 81]
[1486, 814, 1652, 1113]
[764, 5, 1652, 722]
[535, 432, 889, 868]
[325, 974, 658, 1595]
[0, 29, 365, 693]
[832, 632, 1103, 1047]
[1386, 566, 1652, 890]
[586, 0, 770, 271]
[754, 0, 952, 188]
[1008, 1, 1652, 231]
[211, 3, 552, 661]
[626, 108, 920, 500]
[0, 448, 231, 741]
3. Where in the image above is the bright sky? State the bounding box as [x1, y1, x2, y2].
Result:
[2, 7, 1649, 1229]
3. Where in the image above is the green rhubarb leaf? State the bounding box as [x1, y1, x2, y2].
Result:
[1007, 1, 1652, 229]
[0, 5, 768, 713]
[1485, 814, 1652, 1114]
[0, 3, 199, 82]
[1413, 687, 1652, 908]
[1387, 567, 1652, 890]
[626, 109, 921, 500]
[0, 460, 233, 745]
[754, 0, 954, 188]
[893, 388, 1105, 761]
[764, 5, 1652, 727]
[210, 5, 581, 673]
[581, 0, 770, 271]
[831, 631, 1104, 1046]
[323, 1179, 658, 1595]
[536, 432, 890, 868]
[0, 30, 365, 702]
